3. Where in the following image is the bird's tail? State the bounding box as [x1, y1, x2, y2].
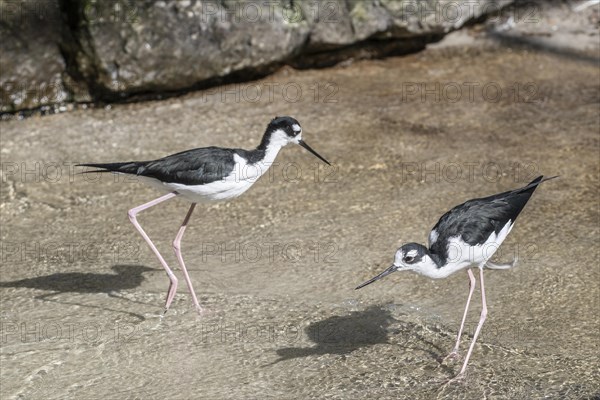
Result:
[519, 175, 559, 193]
[484, 175, 558, 224]
[77, 162, 143, 174]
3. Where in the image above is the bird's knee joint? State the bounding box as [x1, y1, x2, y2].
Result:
[172, 241, 181, 252]
[128, 210, 136, 222]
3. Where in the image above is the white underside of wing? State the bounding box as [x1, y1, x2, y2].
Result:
[429, 229, 439, 246]
[156, 177, 254, 202]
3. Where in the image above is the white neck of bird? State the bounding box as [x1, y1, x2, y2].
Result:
[409, 255, 460, 279]
[233, 129, 292, 182]
[261, 129, 291, 165]
[268, 129, 293, 148]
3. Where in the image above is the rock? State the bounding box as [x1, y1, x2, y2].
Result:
[66, 0, 311, 97]
[0, 0, 514, 112]
[0, 0, 72, 112]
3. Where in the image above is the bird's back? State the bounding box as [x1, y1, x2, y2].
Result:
[429, 176, 548, 265]
[80, 146, 239, 185]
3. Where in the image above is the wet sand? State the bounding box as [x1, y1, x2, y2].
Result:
[1, 31, 599, 399]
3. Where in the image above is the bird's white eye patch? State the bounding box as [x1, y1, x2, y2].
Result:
[292, 124, 301, 133]
[403, 249, 419, 264]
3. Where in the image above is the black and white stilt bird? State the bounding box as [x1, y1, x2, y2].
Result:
[355, 175, 557, 380]
[79, 116, 330, 314]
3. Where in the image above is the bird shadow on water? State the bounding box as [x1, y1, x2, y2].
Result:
[269, 304, 456, 376]
[0, 265, 155, 321]
[269, 305, 394, 365]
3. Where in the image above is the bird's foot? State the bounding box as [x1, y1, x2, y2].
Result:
[443, 372, 466, 387]
[161, 305, 208, 317]
[442, 350, 461, 363]
[448, 372, 465, 384]
[191, 300, 213, 317]
[194, 304, 206, 317]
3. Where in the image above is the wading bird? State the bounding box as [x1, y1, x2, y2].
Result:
[80, 116, 330, 314]
[356, 175, 556, 380]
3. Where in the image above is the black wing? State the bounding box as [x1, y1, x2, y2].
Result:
[429, 176, 553, 262]
[78, 147, 237, 185]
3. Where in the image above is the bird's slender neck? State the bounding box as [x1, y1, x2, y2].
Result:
[234, 128, 287, 169]
[253, 128, 288, 164]
[414, 247, 470, 279]
[257, 130, 272, 151]
[408, 244, 443, 269]
[407, 247, 452, 279]
[427, 250, 444, 268]
[257, 128, 287, 151]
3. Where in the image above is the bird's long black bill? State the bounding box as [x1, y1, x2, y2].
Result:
[355, 265, 397, 290]
[299, 140, 331, 165]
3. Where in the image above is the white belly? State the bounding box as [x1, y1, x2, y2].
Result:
[133, 153, 276, 203]
[136, 175, 255, 203]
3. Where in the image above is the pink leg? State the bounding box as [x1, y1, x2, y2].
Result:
[445, 269, 476, 361]
[455, 267, 488, 379]
[128, 192, 179, 312]
[172, 203, 202, 315]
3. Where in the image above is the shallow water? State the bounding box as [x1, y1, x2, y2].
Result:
[1, 35, 599, 399]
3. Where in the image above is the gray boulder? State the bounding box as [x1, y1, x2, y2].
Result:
[0, 0, 74, 113]
[1, 0, 513, 112]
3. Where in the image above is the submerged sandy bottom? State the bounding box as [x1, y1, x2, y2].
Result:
[1, 34, 599, 399]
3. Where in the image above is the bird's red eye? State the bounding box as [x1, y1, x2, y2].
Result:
[404, 256, 415, 263]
